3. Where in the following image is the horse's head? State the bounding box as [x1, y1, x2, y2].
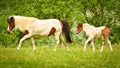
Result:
[76, 23, 83, 34]
[7, 16, 15, 33]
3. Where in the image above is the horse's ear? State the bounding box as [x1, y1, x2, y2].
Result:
[7, 17, 15, 24]
[10, 17, 14, 23]
[78, 23, 83, 27]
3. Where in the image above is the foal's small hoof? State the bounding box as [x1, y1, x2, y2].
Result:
[93, 50, 95, 53]
[83, 50, 86, 52]
[111, 49, 113, 51]
[67, 49, 71, 52]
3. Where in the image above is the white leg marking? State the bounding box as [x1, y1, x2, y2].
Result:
[100, 43, 104, 52]
[60, 35, 69, 51]
[17, 34, 31, 50]
[107, 37, 113, 51]
[31, 37, 36, 51]
[91, 41, 95, 52]
[84, 36, 93, 52]
[53, 33, 60, 51]
[100, 36, 105, 52]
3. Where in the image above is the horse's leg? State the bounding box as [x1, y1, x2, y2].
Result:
[60, 34, 69, 51]
[91, 40, 95, 52]
[17, 34, 31, 50]
[30, 37, 36, 51]
[53, 32, 60, 51]
[107, 37, 113, 51]
[100, 35, 106, 52]
[84, 36, 93, 52]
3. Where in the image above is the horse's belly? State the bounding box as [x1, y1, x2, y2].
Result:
[30, 21, 61, 36]
[33, 30, 50, 36]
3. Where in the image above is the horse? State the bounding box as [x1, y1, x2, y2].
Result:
[76, 23, 113, 52]
[6, 15, 72, 51]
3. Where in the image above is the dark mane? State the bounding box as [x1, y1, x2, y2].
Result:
[7, 16, 15, 24]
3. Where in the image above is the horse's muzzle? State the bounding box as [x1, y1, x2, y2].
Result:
[7, 30, 10, 34]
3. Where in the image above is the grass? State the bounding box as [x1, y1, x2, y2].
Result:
[0, 43, 120, 68]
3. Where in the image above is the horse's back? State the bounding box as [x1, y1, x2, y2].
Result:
[83, 23, 106, 36]
[34, 19, 61, 28]
[30, 19, 62, 36]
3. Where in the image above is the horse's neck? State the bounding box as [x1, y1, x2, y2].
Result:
[14, 16, 38, 32]
[83, 24, 95, 31]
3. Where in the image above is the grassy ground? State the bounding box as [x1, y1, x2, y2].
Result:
[0, 44, 120, 68]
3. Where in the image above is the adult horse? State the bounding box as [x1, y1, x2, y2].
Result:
[76, 23, 113, 52]
[7, 15, 72, 51]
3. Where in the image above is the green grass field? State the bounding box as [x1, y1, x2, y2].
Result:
[0, 44, 120, 68]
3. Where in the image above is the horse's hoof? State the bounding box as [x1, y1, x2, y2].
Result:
[111, 49, 113, 51]
[67, 49, 70, 52]
[83, 50, 86, 52]
[100, 50, 103, 53]
[53, 49, 56, 51]
[17, 48, 20, 51]
[93, 50, 95, 53]
[33, 48, 36, 51]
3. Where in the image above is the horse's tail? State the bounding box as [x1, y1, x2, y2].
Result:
[109, 29, 114, 36]
[60, 20, 72, 43]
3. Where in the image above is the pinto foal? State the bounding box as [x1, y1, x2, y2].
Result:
[76, 23, 113, 52]
[7, 16, 72, 51]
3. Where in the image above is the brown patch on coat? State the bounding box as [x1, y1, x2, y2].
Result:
[48, 27, 56, 36]
[24, 30, 29, 35]
[101, 27, 110, 36]
[101, 27, 110, 42]
[77, 23, 83, 33]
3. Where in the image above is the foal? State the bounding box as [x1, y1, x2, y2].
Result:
[7, 15, 72, 51]
[76, 23, 113, 52]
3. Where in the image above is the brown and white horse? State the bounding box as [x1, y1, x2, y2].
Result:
[76, 23, 113, 52]
[7, 15, 72, 51]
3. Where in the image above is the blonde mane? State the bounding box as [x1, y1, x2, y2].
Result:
[12, 15, 39, 32]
